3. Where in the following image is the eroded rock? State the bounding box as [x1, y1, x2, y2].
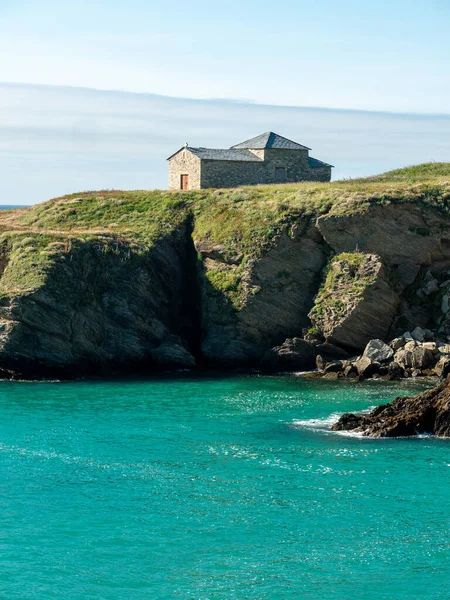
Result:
[332, 377, 450, 437]
[363, 339, 394, 362]
[309, 253, 399, 351]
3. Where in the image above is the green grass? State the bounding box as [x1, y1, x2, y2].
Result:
[0, 233, 63, 294]
[11, 190, 192, 245]
[0, 162, 449, 304]
[365, 162, 450, 182]
[309, 251, 379, 325]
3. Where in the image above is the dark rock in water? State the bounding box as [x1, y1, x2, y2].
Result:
[332, 412, 367, 431]
[323, 360, 344, 373]
[261, 337, 316, 372]
[331, 377, 450, 437]
[387, 361, 404, 380]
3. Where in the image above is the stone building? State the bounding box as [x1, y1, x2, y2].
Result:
[167, 131, 333, 190]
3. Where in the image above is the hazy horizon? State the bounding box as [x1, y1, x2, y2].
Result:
[2, 82, 450, 205]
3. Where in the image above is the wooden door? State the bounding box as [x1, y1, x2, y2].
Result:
[180, 174, 189, 190]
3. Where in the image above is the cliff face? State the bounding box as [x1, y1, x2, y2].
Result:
[0, 215, 200, 377]
[0, 165, 450, 377]
[308, 253, 400, 351]
[198, 223, 327, 365]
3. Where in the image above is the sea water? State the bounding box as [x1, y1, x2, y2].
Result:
[0, 375, 448, 599]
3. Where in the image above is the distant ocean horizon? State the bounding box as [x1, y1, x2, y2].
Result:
[1, 82, 450, 205]
[0, 205, 28, 209]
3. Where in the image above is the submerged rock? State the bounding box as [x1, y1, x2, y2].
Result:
[332, 377, 450, 437]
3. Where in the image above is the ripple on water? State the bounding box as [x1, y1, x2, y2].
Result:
[0, 374, 447, 600]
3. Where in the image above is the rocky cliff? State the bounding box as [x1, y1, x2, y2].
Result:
[0, 163, 450, 378]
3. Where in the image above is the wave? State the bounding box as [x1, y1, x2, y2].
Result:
[291, 406, 378, 438]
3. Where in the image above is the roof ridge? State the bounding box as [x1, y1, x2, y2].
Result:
[230, 131, 311, 150]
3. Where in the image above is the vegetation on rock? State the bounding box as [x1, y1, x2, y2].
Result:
[0, 162, 449, 375]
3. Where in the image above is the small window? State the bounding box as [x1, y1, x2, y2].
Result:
[275, 166, 287, 181]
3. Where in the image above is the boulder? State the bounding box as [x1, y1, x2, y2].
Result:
[411, 346, 434, 370]
[404, 340, 418, 352]
[423, 279, 440, 295]
[324, 360, 344, 373]
[422, 342, 438, 352]
[315, 342, 350, 360]
[261, 337, 316, 372]
[394, 348, 412, 370]
[388, 361, 404, 380]
[434, 356, 450, 377]
[390, 337, 406, 351]
[363, 339, 394, 362]
[438, 343, 450, 355]
[343, 364, 358, 378]
[411, 326, 427, 342]
[316, 354, 325, 372]
[354, 356, 377, 378]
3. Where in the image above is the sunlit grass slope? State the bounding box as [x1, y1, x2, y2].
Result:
[0, 163, 449, 295]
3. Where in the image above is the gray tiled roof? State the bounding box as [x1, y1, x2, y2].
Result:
[309, 156, 334, 168]
[187, 147, 262, 162]
[231, 131, 311, 151]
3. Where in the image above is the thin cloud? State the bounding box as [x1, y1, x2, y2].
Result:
[1, 83, 450, 205]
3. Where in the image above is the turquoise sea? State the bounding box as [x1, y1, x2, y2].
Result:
[0, 375, 449, 599]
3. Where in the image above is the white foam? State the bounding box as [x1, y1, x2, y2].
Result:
[291, 408, 379, 438]
[291, 413, 343, 430]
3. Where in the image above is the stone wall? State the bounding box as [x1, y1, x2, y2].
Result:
[168, 149, 201, 190]
[201, 149, 331, 188]
[201, 160, 267, 189]
[263, 149, 311, 183]
[306, 166, 332, 182]
[168, 148, 331, 190]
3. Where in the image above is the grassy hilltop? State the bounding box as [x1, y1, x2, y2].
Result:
[0, 162, 449, 298]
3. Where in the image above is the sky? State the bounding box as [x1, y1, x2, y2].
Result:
[1, 0, 450, 113]
[1, 1, 450, 204]
[2, 82, 450, 205]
